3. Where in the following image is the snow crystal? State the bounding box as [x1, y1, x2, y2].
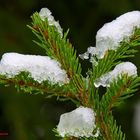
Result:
[53, 21, 63, 37]
[94, 62, 137, 87]
[79, 52, 89, 60]
[39, 7, 63, 37]
[79, 47, 97, 60]
[79, 47, 98, 66]
[87, 47, 97, 55]
[39, 8, 52, 21]
[94, 72, 112, 88]
[96, 11, 140, 58]
[0, 53, 69, 85]
[57, 106, 99, 138]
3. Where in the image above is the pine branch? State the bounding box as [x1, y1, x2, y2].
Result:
[100, 76, 140, 113]
[0, 72, 79, 102]
[100, 112, 125, 140]
[28, 13, 84, 93]
[86, 28, 140, 140]
[0, 8, 140, 140]
[97, 76, 139, 140]
[86, 73, 100, 109]
[91, 28, 140, 80]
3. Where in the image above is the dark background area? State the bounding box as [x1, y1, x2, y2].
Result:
[0, 0, 140, 140]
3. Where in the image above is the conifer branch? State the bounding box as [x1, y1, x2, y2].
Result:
[28, 13, 84, 93]
[100, 112, 125, 140]
[92, 28, 140, 81]
[100, 76, 140, 113]
[0, 73, 78, 102]
[0, 8, 140, 140]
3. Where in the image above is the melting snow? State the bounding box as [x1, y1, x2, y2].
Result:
[39, 7, 63, 37]
[57, 106, 99, 138]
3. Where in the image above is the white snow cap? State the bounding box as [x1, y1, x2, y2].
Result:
[80, 11, 140, 60]
[0, 53, 69, 85]
[94, 62, 137, 87]
[39, 7, 63, 37]
[57, 106, 99, 138]
[96, 11, 140, 58]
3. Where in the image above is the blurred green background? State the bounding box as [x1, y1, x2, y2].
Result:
[0, 0, 140, 140]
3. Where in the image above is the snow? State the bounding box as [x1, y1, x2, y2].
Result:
[0, 52, 69, 85]
[79, 52, 89, 60]
[57, 106, 99, 138]
[79, 11, 140, 61]
[94, 62, 137, 87]
[39, 8, 63, 37]
[39, 8, 52, 21]
[79, 46, 98, 65]
[96, 11, 140, 58]
[79, 47, 97, 60]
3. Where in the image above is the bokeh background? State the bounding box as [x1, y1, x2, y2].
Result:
[0, 0, 140, 140]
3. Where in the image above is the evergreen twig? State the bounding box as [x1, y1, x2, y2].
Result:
[0, 9, 140, 140]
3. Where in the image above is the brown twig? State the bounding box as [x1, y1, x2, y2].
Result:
[109, 80, 130, 111]
[100, 112, 112, 140]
